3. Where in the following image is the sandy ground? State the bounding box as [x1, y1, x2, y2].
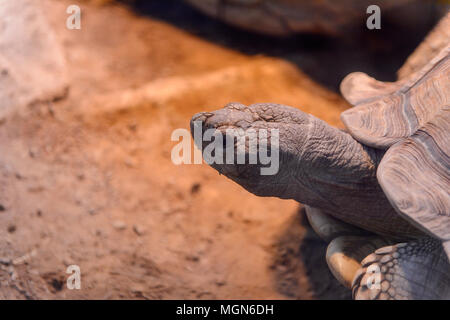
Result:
[0, 0, 437, 299]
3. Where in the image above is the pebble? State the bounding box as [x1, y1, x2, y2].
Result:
[124, 158, 136, 168]
[190, 183, 201, 194]
[113, 220, 127, 230]
[7, 225, 16, 233]
[132, 224, 146, 236]
[215, 280, 226, 287]
[127, 122, 138, 132]
[29, 148, 37, 158]
[185, 254, 200, 262]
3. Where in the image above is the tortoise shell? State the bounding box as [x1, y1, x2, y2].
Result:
[340, 43, 450, 246]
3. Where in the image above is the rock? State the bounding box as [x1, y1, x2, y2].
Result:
[0, 0, 67, 117]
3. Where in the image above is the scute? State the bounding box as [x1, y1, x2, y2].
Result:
[377, 106, 450, 241]
[340, 45, 450, 149]
[340, 25, 450, 250]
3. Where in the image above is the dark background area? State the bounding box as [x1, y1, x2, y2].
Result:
[123, 0, 440, 90]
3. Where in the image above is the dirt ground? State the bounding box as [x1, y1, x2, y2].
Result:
[0, 0, 438, 299]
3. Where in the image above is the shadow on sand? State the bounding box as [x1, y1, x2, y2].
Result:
[269, 207, 351, 300]
[122, 0, 440, 91]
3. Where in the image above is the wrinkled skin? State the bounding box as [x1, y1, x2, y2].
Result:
[190, 102, 423, 239]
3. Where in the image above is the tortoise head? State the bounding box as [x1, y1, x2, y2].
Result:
[189, 102, 392, 221]
[190, 102, 310, 199]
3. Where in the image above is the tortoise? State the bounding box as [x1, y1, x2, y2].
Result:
[184, 0, 443, 36]
[188, 15, 450, 299]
